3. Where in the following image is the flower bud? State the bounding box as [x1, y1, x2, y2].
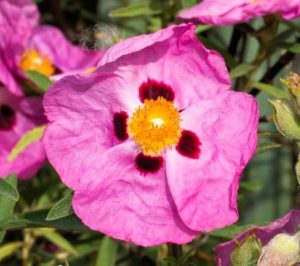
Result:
[283, 72, 300, 115]
[269, 99, 300, 141]
[257, 232, 300, 266]
[230, 235, 261, 266]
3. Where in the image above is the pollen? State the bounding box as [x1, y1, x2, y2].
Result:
[20, 49, 55, 76]
[128, 97, 181, 155]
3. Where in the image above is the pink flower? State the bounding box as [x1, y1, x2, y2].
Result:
[0, 0, 104, 96]
[215, 209, 300, 266]
[178, 0, 300, 26]
[0, 87, 46, 179]
[43, 24, 258, 246]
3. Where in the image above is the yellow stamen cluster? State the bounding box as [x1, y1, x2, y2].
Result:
[20, 49, 55, 76]
[128, 97, 181, 155]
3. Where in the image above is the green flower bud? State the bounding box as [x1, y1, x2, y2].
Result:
[257, 233, 300, 266]
[230, 235, 261, 266]
[283, 72, 300, 115]
[269, 99, 300, 141]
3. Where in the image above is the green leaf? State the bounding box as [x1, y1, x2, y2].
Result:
[195, 25, 212, 34]
[0, 176, 19, 201]
[210, 225, 253, 239]
[0, 241, 23, 261]
[252, 82, 288, 98]
[109, 4, 160, 18]
[46, 192, 73, 221]
[288, 43, 300, 54]
[240, 181, 262, 192]
[22, 209, 89, 231]
[8, 125, 45, 162]
[34, 228, 78, 255]
[96, 237, 118, 266]
[0, 175, 18, 243]
[25, 70, 52, 91]
[230, 64, 255, 79]
[180, 0, 197, 8]
[256, 143, 282, 154]
[0, 209, 89, 232]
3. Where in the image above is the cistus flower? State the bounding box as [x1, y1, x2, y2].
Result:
[0, 0, 104, 96]
[177, 0, 300, 26]
[215, 209, 300, 266]
[43, 24, 258, 246]
[0, 87, 46, 179]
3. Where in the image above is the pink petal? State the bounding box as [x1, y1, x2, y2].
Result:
[98, 23, 231, 109]
[28, 25, 104, 73]
[166, 91, 258, 232]
[43, 73, 134, 190]
[0, 56, 23, 96]
[215, 209, 300, 266]
[0, 89, 46, 179]
[72, 142, 198, 247]
[177, 0, 300, 25]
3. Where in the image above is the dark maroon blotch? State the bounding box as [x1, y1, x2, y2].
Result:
[139, 79, 175, 102]
[176, 130, 201, 159]
[135, 152, 164, 174]
[0, 104, 16, 130]
[113, 111, 129, 141]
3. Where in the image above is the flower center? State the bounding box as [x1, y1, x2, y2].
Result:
[20, 49, 55, 76]
[128, 97, 181, 155]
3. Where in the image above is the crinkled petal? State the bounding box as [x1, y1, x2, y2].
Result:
[43, 72, 135, 190]
[0, 89, 46, 179]
[72, 141, 198, 247]
[98, 23, 231, 109]
[177, 0, 300, 25]
[166, 91, 258, 232]
[215, 209, 300, 266]
[28, 25, 104, 72]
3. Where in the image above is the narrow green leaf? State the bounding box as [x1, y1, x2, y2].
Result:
[46, 192, 73, 221]
[0, 175, 18, 243]
[256, 143, 282, 154]
[96, 237, 118, 266]
[195, 25, 212, 34]
[8, 125, 45, 162]
[240, 181, 262, 192]
[230, 64, 255, 79]
[22, 209, 89, 231]
[288, 43, 300, 54]
[0, 241, 23, 261]
[252, 82, 288, 98]
[0, 177, 19, 201]
[25, 70, 52, 91]
[210, 225, 256, 239]
[34, 229, 78, 255]
[109, 4, 160, 18]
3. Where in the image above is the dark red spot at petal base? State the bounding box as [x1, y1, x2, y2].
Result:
[113, 111, 129, 141]
[0, 105, 16, 130]
[176, 130, 201, 159]
[139, 79, 175, 102]
[135, 153, 164, 174]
